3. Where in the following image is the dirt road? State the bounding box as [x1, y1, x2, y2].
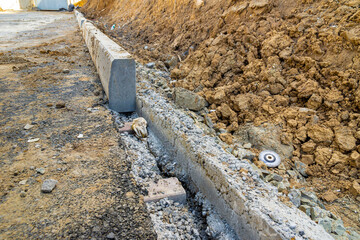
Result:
[0, 11, 156, 239]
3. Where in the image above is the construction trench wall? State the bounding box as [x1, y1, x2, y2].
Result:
[74, 11, 334, 240]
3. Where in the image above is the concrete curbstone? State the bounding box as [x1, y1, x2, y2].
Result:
[74, 11, 136, 113]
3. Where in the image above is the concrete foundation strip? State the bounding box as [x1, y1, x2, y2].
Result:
[75, 11, 334, 240]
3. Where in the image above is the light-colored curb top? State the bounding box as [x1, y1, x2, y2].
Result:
[75, 12, 334, 240]
[75, 10, 136, 113]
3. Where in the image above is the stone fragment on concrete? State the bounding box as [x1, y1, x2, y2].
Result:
[75, 11, 136, 113]
[318, 217, 333, 233]
[145, 62, 155, 69]
[41, 179, 58, 193]
[144, 177, 186, 204]
[288, 189, 301, 207]
[173, 87, 207, 111]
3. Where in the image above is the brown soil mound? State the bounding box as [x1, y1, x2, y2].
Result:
[81, 0, 360, 230]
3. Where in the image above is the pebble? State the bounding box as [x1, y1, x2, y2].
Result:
[41, 179, 58, 193]
[36, 168, 45, 175]
[243, 143, 252, 149]
[62, 69, 70, 73]
[146, 62, 155, 69]
[28, 138, 40, 143]
[20, 191, 26, 198]
[289, 222, 296, 230]
[77, 134, 84, 138]
[24, 124, 34, 130]
[19, 180, 27, 185]
[55, 102, 66, 109]
[106, 232, 115, 239]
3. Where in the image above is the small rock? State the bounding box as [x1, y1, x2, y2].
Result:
[265, 173, 283, 182]
[55, 102, 66, 109]
[173, 87, 207, 111]
[24, 124, 34, 130]
[289, 222, 296, 230]
[349, 180, 360, 197]
[46, 103, 53, 107]
[20, 191, 26, 198]
[62, 69, 70, 73]
[27, 138, 40, 143]
[132, 117, 148, 139]
[322, 190, 338, 202]
[145, 62, 155, 69]
[77, 134, 84, 139]
[41, 179, 58, 193]
[19, 180, 27, 185]
[36, 168, 45, 175]
[331, 219, 346, 236]
[299, 205, 311, 216]
[295, 160, 308, 177]
[318, 217, 333, 233]
[288, 189, 301, 207]
[243, 143, 252, 149]
[106, 232, 116, 239]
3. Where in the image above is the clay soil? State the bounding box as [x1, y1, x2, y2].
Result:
[81, 0, 360, 231]
[0, 12, 156, 239]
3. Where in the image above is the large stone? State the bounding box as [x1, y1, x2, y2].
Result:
[75, 11, 135, 113]
[334, 127, 356, 152]
[235, 123, 293, 159]
[173, 87, 207, 111]
[307, 125, 334, 143]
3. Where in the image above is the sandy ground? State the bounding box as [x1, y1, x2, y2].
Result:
[0, 11, 156, 239]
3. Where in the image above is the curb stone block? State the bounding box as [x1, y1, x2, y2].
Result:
[75, 11, 136, 113]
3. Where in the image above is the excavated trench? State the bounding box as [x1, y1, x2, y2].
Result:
[109, 64, 239, 239]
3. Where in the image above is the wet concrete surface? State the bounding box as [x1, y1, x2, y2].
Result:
[0, 11, 156, 239]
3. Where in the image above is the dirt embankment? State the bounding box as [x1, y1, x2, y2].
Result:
[82, 0, 360, 229]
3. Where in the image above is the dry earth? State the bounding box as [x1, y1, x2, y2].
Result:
[0, 12, 156, 239]
[81, 0, 360, 232]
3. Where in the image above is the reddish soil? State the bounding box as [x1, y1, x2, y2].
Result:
[81, 0, 360, 231]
